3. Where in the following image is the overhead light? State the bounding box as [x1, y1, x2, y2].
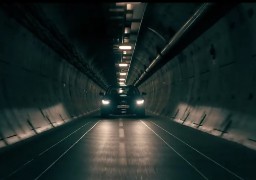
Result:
[116, 2, 140, 6]
[127, 4, 132, 10]
[119, 82, 126, 86]
[119, 45, 132, 50]
[118, 89, 124, 93]
[120, 72, 127, 75]
[119, 63, 128, 67]
[123, 51, 127, 54]
[124, 27, 130, 34]
[119, 78, 125, 81]
[123, 56, 131, 62]
[122, 56, 130, 59]
[124, 38, 129, 43]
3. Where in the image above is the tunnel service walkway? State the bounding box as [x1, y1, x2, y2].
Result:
[0, 114, 255, 180]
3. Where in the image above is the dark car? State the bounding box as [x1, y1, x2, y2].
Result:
[99, 85, 146, 118]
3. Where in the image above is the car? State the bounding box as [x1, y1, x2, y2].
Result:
[99, 85, 146, 118]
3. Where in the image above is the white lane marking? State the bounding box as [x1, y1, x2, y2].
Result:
[119, 128, 124, 138]
[119, 121, 123, 127]
[34, 121, 100, 180]
[140, 120, 208, 180]
[150, 121, 244, 180]
[119, 142, 127, 165]
[6, 159, 34, 178]
[39, 121, 91, 156]
[6, 121, 92, 179]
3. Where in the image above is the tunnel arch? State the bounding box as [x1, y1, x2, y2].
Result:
[0, 3, 256, 152]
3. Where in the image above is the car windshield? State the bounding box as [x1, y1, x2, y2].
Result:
[106, 86, 140, 96]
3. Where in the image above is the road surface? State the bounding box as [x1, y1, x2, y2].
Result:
[0, 114, 255, 180]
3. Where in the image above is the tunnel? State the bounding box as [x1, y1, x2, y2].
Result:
[0, 2, 256, 180]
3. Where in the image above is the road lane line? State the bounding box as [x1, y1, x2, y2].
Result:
[118, 119, 127, 165]
[119, 128, 125, 138]
[6, 159, 34, 179]
[149, 121, 244, 180]
[119, 121, 123, 127]
[34, 121, 100, 180]
[119, 142, 127, 165]
[140, 120, 208, 180]
[39, 121, 91, 156]
[5, 121, 92, 179]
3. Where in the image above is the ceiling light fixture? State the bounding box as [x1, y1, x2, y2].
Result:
[124, 38, 129, 43]
[119, 45, 132, 50]
[119, 82, 126, 86]
[124, 27, 130, 34]
[127, 4, 132, 10]
[122, 56, 131, 59]
[119, 63, 128, 67]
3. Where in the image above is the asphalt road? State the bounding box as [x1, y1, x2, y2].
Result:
[0, 114, 256, 180]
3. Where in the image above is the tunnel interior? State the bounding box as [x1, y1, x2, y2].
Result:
[0, 2, 256, 153]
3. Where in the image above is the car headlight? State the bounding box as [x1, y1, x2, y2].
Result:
[102, 99, 110, 105]
[136, 99, 144, 105]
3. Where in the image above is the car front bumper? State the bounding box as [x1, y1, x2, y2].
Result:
[101, 104, 145, 115]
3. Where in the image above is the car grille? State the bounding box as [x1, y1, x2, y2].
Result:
[117, 105, 129, 108]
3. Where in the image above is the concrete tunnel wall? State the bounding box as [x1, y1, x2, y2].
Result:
[0, 9, 102, 149]
[1, 3, 256, 152]
[139, 4, 256, 150]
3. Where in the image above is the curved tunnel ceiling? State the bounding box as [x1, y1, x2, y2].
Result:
[40, 2, 121, 87]
[38, 2, 147, 88]
[2, 2, 209, 89]
[1, 3, 237, 89]
[127, 3, 202, 85]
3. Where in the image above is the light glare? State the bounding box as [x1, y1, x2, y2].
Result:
[127, 4, 132, 10]
[136, 99, 144, 105]
[119, 63, 128, 67]
[119, 45, 132, 50]
[124, 27, 130, 34]
[102, 100, 110, 105]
